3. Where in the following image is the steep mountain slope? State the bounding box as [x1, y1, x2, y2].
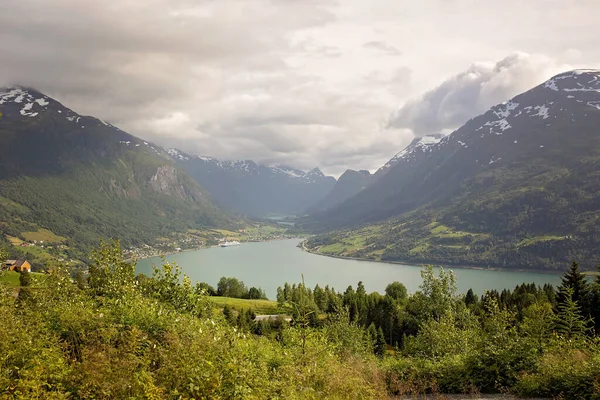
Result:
[0, 87, 232, 262]
[304, 70, 600, 270]
[169, 149, 336, 217]
[373, 133, 446, 179]
[306, 169, 372, 213]
[305, 134, 446, 214]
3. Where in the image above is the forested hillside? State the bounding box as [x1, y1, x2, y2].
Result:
[0, 88, 234, 265]
[304, 70, 600, 271]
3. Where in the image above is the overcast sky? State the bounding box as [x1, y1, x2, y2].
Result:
[1, 0, 599, 176]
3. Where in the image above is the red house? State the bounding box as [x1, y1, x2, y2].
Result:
[3, 260, 31, 272]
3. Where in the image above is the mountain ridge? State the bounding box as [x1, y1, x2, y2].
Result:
[0, 86, 234, 265]
[168, 148, 336, 217]
[303, 69, 600, 270]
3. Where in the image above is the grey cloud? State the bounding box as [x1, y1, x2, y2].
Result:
[1, 1, 598, 176]
[363, 41, 402, 56]
[388, 52, 571, 136]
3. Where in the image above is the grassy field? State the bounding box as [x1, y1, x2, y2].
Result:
[517, 235, 567, 247]
[209, 296, 284, 315]
[0, 271, 21, 286]
[6, 235, 23, 246]
[21, 228, 66, 243]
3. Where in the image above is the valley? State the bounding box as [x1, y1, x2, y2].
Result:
[4, 3, 600, 398]
[302, 70, 600, 272]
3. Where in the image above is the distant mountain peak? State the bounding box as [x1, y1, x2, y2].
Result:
[543, 69, 600, 93]
[168, 150, 336, 216]
[271, 165, 305, 178]
[377, 133, 446, 175]
[306, 167, 324, 177]
[0, 86, 55, 118]
[167, 148, 190, 161]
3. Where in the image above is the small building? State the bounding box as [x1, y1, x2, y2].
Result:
[3, 260, 31, 273]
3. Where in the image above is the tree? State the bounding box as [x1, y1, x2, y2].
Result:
[313, 284, 327, 311]
[385, 281, 407, 301]
[556, 261, 590, 317]
[590, 267, 600, 334]
[196, 282, 216, 296]
[520, 301, 554, 354]
[88, 239, 136, 297]
[554, 287, 590, 339]
[416, 265, 457, 322]
[247, 287, 263, 299]
[465, 288, 478, 307]
[74, 270, 87, 290]
[217, 277, 248, 298]
[223, 305, 236, 325]
[276, 286, 285, 306]
[375, 327, 386, 357]
[19, 269, 32, 287]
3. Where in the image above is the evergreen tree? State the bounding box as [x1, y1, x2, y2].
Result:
[465, 288, 478, 306]
[556, 261, 591, 318]
[589, 264, 600, 334]
[554, 287, 590, 339]
[375, 327, 386, 357]
[313, 284, 327, 311]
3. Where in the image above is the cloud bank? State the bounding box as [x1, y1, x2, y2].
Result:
[1, 0, 598, 175]
[388, 53, 571, 136]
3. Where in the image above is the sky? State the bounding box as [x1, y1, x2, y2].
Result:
[1, 0, 599, 176]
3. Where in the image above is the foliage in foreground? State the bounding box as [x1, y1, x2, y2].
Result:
[0, 241, 384, 399]
[2, 242, 600, 399]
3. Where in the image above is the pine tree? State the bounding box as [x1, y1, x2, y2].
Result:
[556, 261, 591, 318]
[465, 288, 477, 306]
[554, 287, 590, 339]
[375, 327, 386, 357]
[589, 264, 600, 334]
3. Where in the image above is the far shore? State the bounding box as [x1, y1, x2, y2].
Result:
[129, 236, 303, 264]
[299, 239, 565, 276]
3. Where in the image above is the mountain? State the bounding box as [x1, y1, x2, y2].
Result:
[373, 133, 446, 178]
[304, 69, 600, 270]
[0, 87, 233, 263]
[168, 149, 336, 217]
[305, 134, 446, 214]
[307, 169, 372, 213]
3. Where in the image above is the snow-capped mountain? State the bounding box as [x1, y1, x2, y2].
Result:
[374, 133, 446, 178]
[168, 149, 336, 216]
[0, 86, 233, 258]
[304, 69, 600, 244]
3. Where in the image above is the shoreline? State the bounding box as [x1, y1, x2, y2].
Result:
[130, 236, 304, 263]
[299, 240, 564, 276]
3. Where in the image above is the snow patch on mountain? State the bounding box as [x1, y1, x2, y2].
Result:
[167, 148, 189, 161]
[533, 105, 550, 119]
[0, 88, 52, 117]
[543, 70, 600, 93]
[588, 101, 600, 111]
[272, 166, 304, 178]
[382, 134, 445, 170]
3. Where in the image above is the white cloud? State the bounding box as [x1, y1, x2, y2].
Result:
[388, 52, 572, 136]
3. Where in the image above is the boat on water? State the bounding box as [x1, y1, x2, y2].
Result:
[220, 241, 241, 247]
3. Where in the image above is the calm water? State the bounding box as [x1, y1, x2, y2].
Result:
[136, 239, 561, 300]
